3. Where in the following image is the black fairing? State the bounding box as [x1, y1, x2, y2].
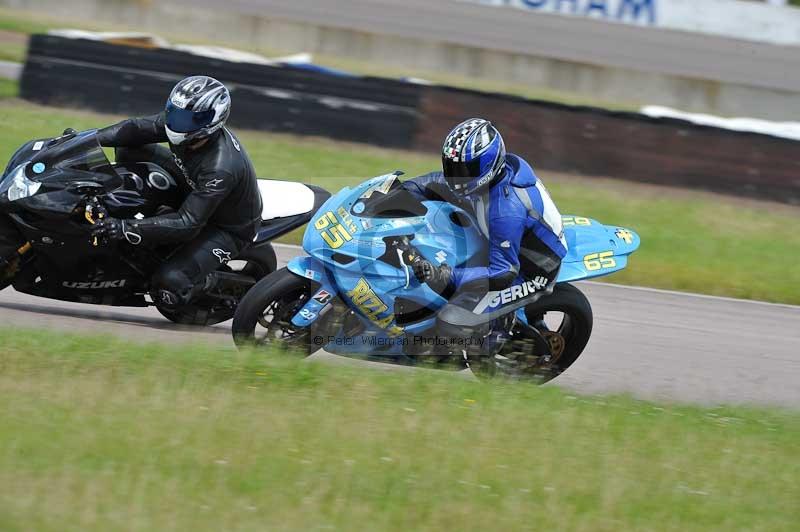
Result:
[0, 131, 183, 305]
[357, 180, 428, 219]
[1, 130, 327, 307]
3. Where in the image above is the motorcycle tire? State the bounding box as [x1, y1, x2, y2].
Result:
[231, 267, 319, 356]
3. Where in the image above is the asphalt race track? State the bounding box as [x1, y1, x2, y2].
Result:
[1, 243, 798, 408]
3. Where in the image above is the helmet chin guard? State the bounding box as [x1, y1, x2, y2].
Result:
[165, 126, 190, 146]
[165, 121, 224, 146]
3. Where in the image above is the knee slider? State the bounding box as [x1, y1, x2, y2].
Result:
[152, 268, 193, 298]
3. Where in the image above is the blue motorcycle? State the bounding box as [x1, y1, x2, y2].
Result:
[233, 172, 640, 381]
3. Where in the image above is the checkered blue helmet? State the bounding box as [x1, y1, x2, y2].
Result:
[442, 118, 506, 196]
[164, 76, 231, 146]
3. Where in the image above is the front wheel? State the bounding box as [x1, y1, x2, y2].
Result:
[232, 267, 318, 356]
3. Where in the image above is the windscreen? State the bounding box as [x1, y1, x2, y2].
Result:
[28, 130, 119, 179]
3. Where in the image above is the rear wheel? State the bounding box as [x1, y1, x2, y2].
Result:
[232, 267, 318, 356]
[472, 283, 593, 383]
[156, 244, 277, 326]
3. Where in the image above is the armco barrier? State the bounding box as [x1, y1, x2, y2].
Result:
[19, 34, 800, 204]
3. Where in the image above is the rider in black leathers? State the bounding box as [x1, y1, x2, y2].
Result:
[93, 75, 262, 308]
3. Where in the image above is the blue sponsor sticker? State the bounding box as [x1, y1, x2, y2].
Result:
[352, 201, 365, 214]
[32, 162, 45, 174]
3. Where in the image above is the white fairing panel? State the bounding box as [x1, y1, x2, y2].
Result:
[257, 180, 316, 220]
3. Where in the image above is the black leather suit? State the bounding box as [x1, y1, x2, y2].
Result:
[97, 113, 263, 306]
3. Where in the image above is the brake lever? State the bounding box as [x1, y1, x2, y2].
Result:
[393, 238, 423, 288]
[85, 197, 108, 247]
[392, 238, 411, 288]
[397, 248, 411, 289]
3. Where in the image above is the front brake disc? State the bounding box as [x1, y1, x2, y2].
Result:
[541, 331, 566, 365]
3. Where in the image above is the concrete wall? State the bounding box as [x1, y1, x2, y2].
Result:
[2, 0, 799, 120]
[468, 0, 800, 47]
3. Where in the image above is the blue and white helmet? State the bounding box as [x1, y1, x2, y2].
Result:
[164, 76, 231, 146]
[442, 118, 507, 196]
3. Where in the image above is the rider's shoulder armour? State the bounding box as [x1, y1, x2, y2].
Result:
[507, 154, 538, 188]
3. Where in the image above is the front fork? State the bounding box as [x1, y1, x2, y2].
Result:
[285, 256, 338, 329]
[1, 241, 32, 282]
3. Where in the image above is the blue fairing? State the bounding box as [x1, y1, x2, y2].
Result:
[557, 215, 641, 283]
[284, 173, 640, 357]
[286, 256, 338, 328]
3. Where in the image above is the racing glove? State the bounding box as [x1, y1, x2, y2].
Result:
[91, 217, 142, 246]
[412, 258, 453, 294]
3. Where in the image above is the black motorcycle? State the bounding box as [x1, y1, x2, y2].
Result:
[0, 129, 329, 325]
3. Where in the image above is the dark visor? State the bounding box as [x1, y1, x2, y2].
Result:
[442, 157, 483, 188]
[165, 102, 215, 133]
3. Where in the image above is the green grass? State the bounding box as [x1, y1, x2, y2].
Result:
[545, 178, 800, 303]
[1, 329, 798, 531]
[0, 78, 17, 98]
[1, 99, 797, 304]
[0, 8, 57, 35]
[0, 41, 26, 63]
[0, 7, 107, 63]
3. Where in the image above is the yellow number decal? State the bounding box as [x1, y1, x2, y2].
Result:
[563, 216, 591, 227]
[316, 211, 353, 249]
[584, 251, 616, 271]
[321, 225, 352, 249]
[314, 211, 337, 230]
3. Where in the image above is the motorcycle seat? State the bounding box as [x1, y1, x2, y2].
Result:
[257, 179, 318, 221]
[252, 180, 331, 243]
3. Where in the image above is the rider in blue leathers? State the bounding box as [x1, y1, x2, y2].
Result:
[404, 118, 567, 303]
